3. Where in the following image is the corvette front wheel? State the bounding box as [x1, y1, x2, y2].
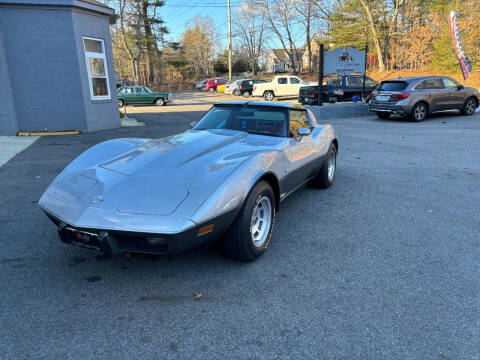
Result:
[222, 181, 275, 262]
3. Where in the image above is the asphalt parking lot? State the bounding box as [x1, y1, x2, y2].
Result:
[1, 92, 480, 359]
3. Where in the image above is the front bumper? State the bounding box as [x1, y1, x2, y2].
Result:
[44, 208, 238, 256]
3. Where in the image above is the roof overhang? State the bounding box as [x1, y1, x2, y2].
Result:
[0, 0, 117, 24]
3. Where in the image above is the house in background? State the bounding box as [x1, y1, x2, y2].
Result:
[265, 49, 305, 73]
[302, 40, 320, 71]
[0, 0, 119, 135]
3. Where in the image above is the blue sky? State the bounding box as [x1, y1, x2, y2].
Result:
[161, 0, 239, 48]
[159, 0, 309, 51]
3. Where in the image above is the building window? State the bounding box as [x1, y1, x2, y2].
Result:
[83, 37, 110, 100]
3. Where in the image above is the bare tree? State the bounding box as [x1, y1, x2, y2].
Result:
[262, 0, 301, 73]
[233, 1, 266, 75]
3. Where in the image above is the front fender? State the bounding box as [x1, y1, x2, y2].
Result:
[189, 153, 279, 225]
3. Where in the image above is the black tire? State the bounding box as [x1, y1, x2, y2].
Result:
[242, 91, 250, 98]
[118, 99, 125, 108]
[376, 112, 391, 119]
[264, 91, 274, 101]
[222, 181, 276, 262]
[233, 89, 239, 96]
[410, 102, 428, 122]
[461, 97, 477, 115]
[155, 98, 166, 106]
[311, 143, 337, 189]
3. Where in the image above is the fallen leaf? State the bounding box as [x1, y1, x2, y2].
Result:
[35, 176, 41, 180]
[194, 293, 203, 300]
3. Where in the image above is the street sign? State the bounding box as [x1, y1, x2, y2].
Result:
[324, 47, 366, 76]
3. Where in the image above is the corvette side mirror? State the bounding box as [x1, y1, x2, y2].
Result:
[296, 128, 310, 141]
[190, 121, 197, 128]
[458, 84, 464, 90]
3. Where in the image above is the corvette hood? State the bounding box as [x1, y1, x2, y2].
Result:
[40, 129, 284, 231]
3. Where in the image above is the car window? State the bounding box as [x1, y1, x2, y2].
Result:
[194, 106, 287, 137]
[348, 77, 364, 87]
[420, 78, 445, 89]
[326, 78, 342, 86]
[135, 87, 143, 94]
[118, 88, 127, 94]
[289, 110, 310, 138]
[143, 87, 152, 93]
[290, 77, 301, 84]
[379, 81, 408, 91]
[443, 78, 460, 88]
[278, 77, 288, 85]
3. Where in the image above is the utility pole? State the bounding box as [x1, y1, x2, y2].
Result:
[227, 0, 232, 81]
[135, 23, 141, 86]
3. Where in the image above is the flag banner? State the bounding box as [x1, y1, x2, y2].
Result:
[449, 11, 472, 80]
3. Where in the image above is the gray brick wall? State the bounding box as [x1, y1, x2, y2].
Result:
[0, 1, 119, 135]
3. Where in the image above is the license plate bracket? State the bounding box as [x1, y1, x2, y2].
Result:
[376, 95, 390, 102]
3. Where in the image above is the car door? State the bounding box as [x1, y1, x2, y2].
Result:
[133, 87, 147, 103]
[442, 77, 465, 109]
[289, 77, 303, 96]
[121, 87, 136, 104]
[275, 77, 289, 96]
[282, 110, 319, 194]
[417, 78, 445, 112]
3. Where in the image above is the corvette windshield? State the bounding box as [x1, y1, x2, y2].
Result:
[194, 106, 288, 137]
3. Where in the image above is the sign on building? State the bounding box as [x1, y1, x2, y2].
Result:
[324, 47, 365, 75]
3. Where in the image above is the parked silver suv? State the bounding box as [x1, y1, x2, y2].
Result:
[369, 76, 479, 121]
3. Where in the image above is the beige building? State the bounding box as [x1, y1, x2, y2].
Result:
[265, 49, 305, 73]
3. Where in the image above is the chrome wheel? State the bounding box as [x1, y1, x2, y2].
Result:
[465, 98, 476, 114]
[327, 149, 336, 182]
[264, 92, 274, 101]
[118, 100, 124, 107]
[250, 196, 272, 248]
[414, 103, 427, 121]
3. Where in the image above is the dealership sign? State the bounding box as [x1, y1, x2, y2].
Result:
[324, 47, 366, 75]
[449, 11, 472, 80]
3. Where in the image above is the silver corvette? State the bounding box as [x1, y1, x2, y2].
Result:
[39, 102, 338, 261]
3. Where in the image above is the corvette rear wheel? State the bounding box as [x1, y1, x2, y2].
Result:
[311, 143, 337, 189]
[222, 181, 275, 262]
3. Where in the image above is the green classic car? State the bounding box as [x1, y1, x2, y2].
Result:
[117, 86, 172, 107]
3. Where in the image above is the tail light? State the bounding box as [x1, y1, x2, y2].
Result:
[240, 84, 243, 89]
[371, 93, 376, 99]
[390, 93, 410, 100]
[254, 85, 257, 90]
[312, 90, 318, 98]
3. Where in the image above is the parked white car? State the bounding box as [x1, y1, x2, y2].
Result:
[252, 76, 305, 101]
[225, 79, 247, 95]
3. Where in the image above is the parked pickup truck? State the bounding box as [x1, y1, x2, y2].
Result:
[252, 75, 305, 101]
[298, 75, 378, 105]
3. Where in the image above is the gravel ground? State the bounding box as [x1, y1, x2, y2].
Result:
[1, 93, 479, 359]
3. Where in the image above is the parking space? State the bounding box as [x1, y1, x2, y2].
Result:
[1, 93, 480, 359]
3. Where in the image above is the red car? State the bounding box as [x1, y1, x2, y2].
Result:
[205, 78, 227, 92]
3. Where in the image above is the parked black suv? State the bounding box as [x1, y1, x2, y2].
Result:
[238, 79, 267, 98]
[299, 75, 378, 105]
